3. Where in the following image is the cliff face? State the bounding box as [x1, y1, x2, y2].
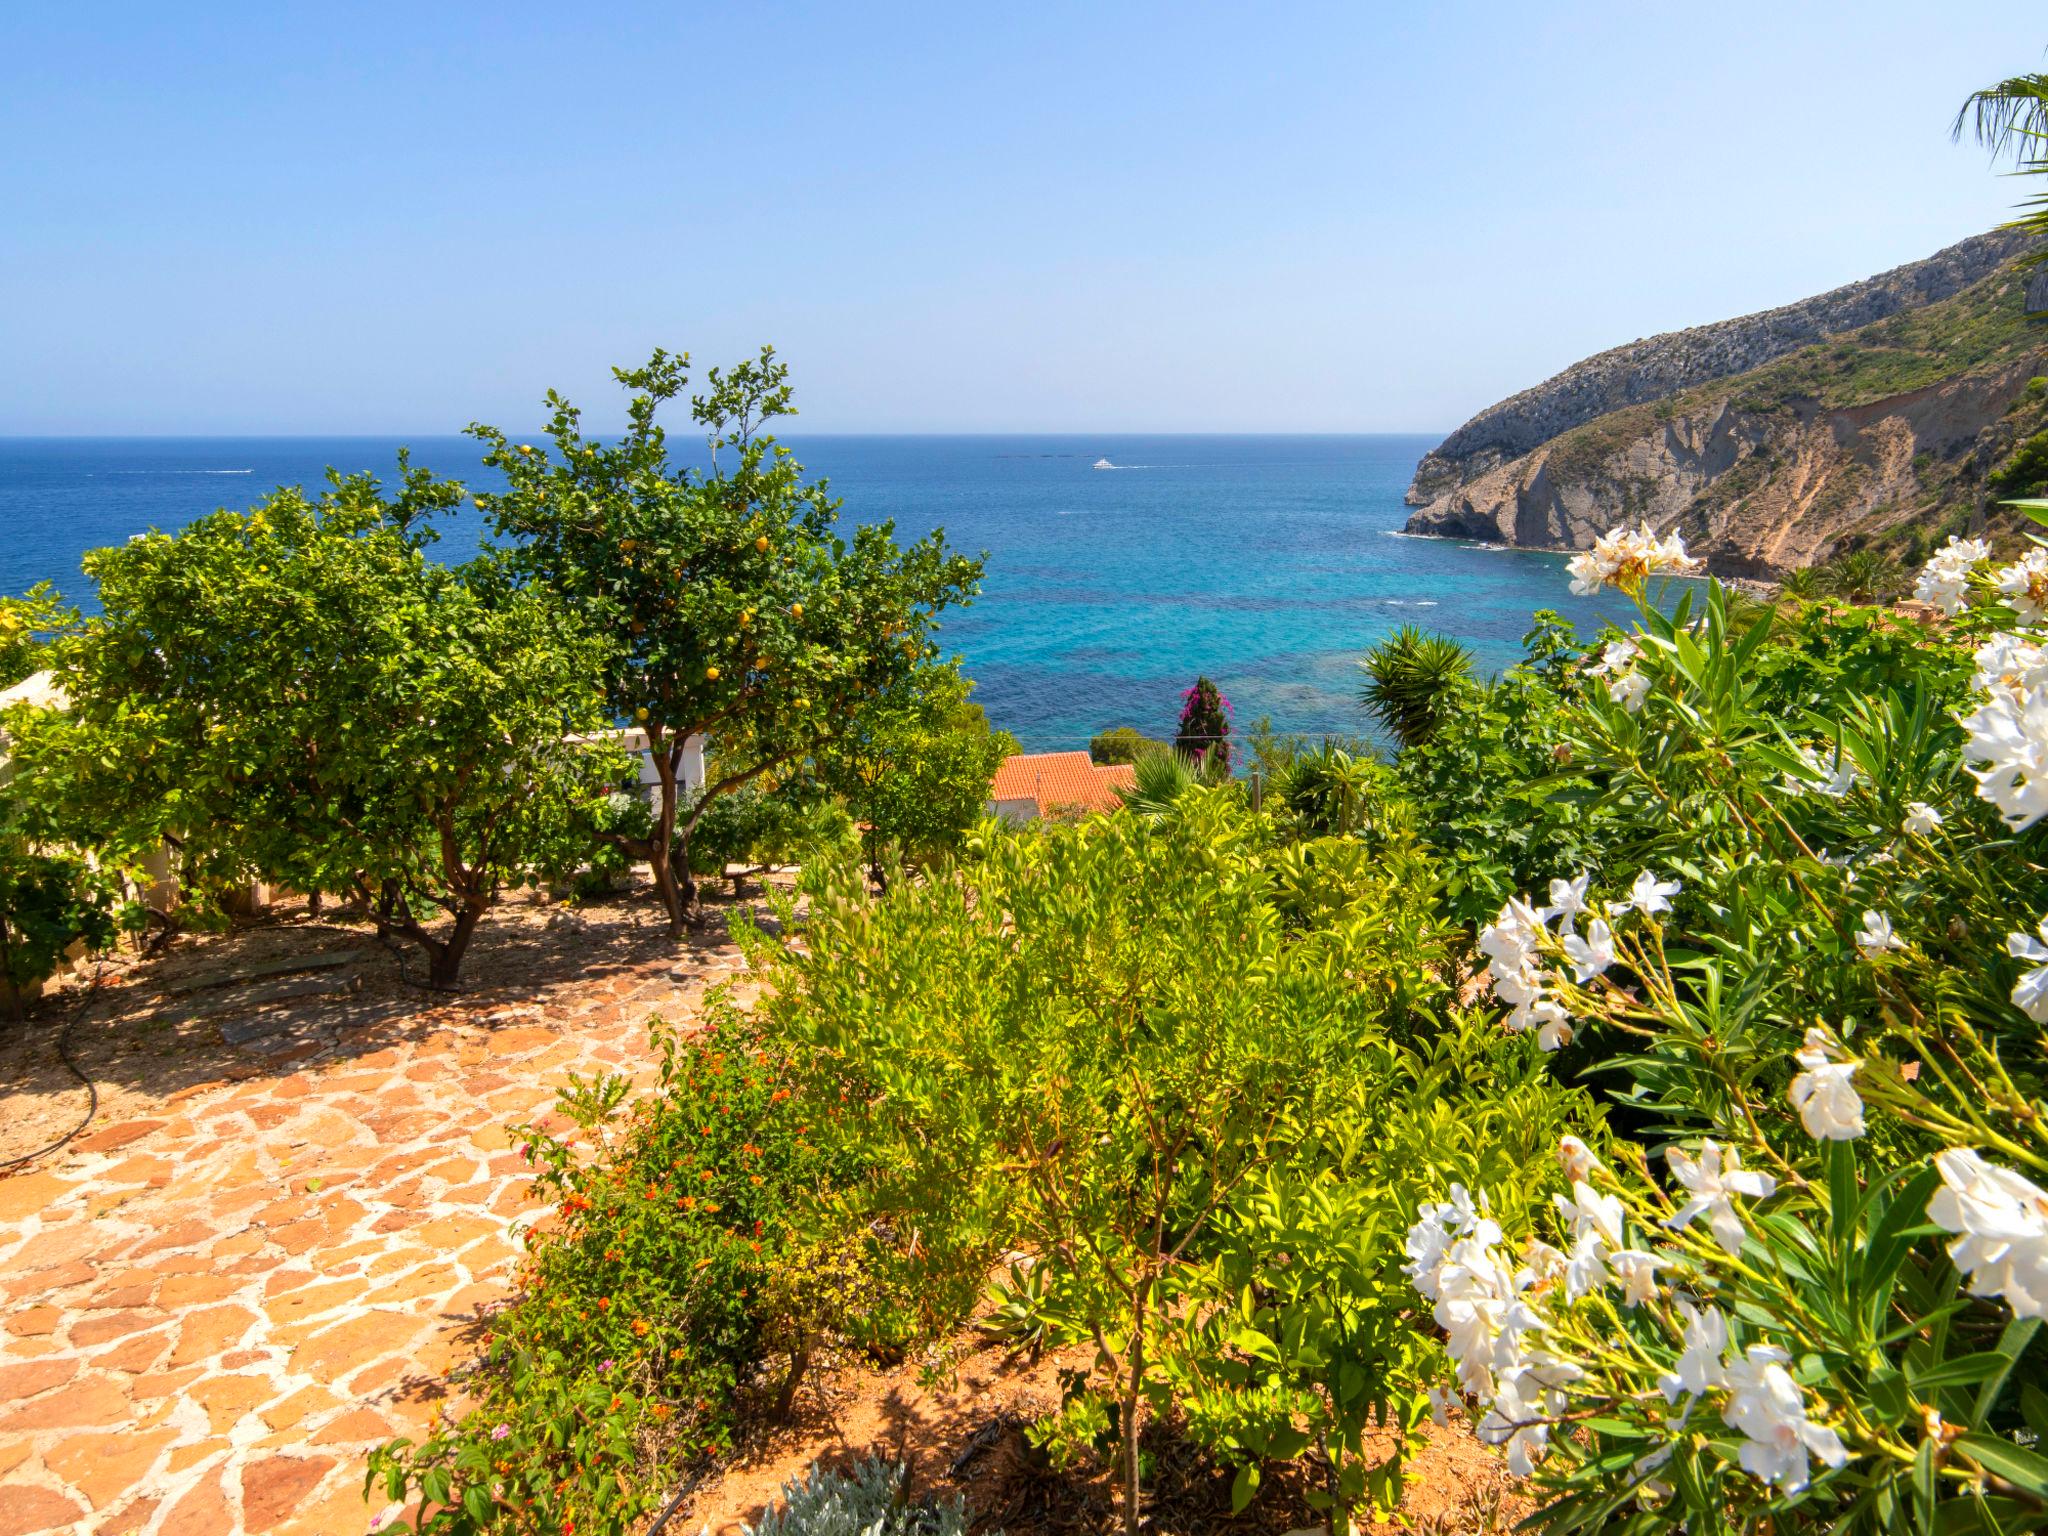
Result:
[1403, 232, 2048, 571]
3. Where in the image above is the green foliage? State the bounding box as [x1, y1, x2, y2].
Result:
[1991, 427, 2048, 496]
[0, 583, 76, 691]
[1820, 547, 1904, 604]
[475, 348, 983, 927]
[685, 776, 854, 884]
[742, 801, 1589, 1535]
[1088, 725, 1168, 765]
[1359, 626, 1475, 749]
[367, 1013, 899, 1535]
[820, 664, 1015, 883]
[16, 467, 622, 986]
[0, 806, 126, 1015]
[1116, 747, 1201, 818]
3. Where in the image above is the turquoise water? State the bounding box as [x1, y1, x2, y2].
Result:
[0, 435, 1642, 751]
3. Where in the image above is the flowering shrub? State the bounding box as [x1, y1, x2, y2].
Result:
[366, 1011, 894, 1535]
[1394, 543, 2048, 1531]
[1175, 675, 1233, 774]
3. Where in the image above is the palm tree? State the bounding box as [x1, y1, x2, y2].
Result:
[1359, 626, 1475, 749]
[1776, 566, 1824, 602]
[1955, 71, 2048, 258]
[1821, 548, 1902, 605]
[1117, 748, 1198, 819]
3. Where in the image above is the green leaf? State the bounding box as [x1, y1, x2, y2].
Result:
[1230, 1460, 1260, 1513]
[1954, 1434, 2048, 1498]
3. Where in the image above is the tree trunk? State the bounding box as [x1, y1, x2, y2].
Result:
[1121, 1298, 1147, 1536]
[426, 902, 484, 990]
[644, 739, 689, 935]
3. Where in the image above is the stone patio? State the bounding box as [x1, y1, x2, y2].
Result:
[0, 889, 755, 1535]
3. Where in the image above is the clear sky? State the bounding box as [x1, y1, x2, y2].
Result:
[2, 3, 2042, 436]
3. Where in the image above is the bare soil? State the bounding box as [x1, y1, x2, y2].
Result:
[682, 1333, 1525, 1536]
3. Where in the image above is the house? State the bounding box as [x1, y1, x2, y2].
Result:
[988, 751, 1135, 823]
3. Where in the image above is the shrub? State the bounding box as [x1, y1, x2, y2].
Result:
[743, 800, 1594, 1535]
[1088, 725, 1167, 765]
[1399, 560, 2048, 1532]
[366, 1012, 896, 1534]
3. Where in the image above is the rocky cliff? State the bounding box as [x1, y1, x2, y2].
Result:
[1403, 232, 2048, 573]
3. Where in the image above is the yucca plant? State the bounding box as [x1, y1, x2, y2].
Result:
[1359, 626, 1474, 750]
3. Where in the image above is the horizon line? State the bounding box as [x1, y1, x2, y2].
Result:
[0, 429, 1450, 442]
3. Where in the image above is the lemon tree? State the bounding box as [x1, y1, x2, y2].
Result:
[473, 347, 982, 929]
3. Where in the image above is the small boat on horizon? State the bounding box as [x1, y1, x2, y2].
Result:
[1092, 457, 1114, 470]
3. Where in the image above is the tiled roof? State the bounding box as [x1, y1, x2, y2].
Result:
[989, 751, 1135, 814]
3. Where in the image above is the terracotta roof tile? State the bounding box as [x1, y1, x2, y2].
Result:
[989, 751, 1135, 815]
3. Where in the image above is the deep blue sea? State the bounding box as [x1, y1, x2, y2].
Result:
[0, 435, 1642, 752]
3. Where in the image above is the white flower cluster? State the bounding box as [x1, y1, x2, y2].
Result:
[1586, 637, 1650, 711]
[1787, 1028, 1864, 1141]
[1403, 1183, 1583, 1474]
[1656, 1301, 1849, 1492]
[1566, 524, 1701, 597]
[1911, 535, 1990, 616]
[2007, 915, 2048, 1022]
[1929, 1149, 2048, 1319]
[1959, 631, 2048, 831]
[1477, 870, 1679, 1051]
[1998, 549, 2048, 625]
[1410, 1141, 1844, 1492]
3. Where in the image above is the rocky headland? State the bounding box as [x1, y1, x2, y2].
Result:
[1404, 230, 2048, 574]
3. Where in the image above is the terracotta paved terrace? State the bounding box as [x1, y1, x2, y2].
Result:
[0, 889, 755, 1536]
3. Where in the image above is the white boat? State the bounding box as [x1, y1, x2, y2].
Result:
[1092, 457, 1114, 470]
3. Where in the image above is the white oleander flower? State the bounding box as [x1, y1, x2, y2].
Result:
[1927, 1149, 2048, 1319]
[1554, 1179, 1624, 1249]
[1996, 549, 2048, 624]
[1914, 535, 1991, 615]
[1558, 1135, 1603, 1183]
[1542, 872, 1591, 925]
[1788, 1028, 1865, 1142]
[1530, 1000, 1575, 1052]
[1586, 638, 1640, 676]
[1901, 801, 1943, 835]
[1561, 918, 1615, 982]
[1607, 670, 1651, 712]
[1854, 910, 1905, 956]
[1479, 898, 1545, 968]
[2008, 917, 2048, 1023]
[1523, 1237, 1568, 1283]
[1563, 1228, 1610, 1301]
[1666, 1140, 1777, 1254]
[1961, 685, 2048, 830]
[1567, 523, 1702, 594]
[1606, 1248, 1669, 1307]
[1609, 868, 1681, 918]
[1658, 1299, 1728, 1402]
[1720, 1345, 1849, 1492]
[1973, 632, 2048, 698]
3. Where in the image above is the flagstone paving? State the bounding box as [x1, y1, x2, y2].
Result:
[0, 895, 756, 1535]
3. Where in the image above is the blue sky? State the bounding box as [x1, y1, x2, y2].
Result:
[2, 3, 2042, 435]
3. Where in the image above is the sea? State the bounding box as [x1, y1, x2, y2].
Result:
[0, 434, 1644, 753]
